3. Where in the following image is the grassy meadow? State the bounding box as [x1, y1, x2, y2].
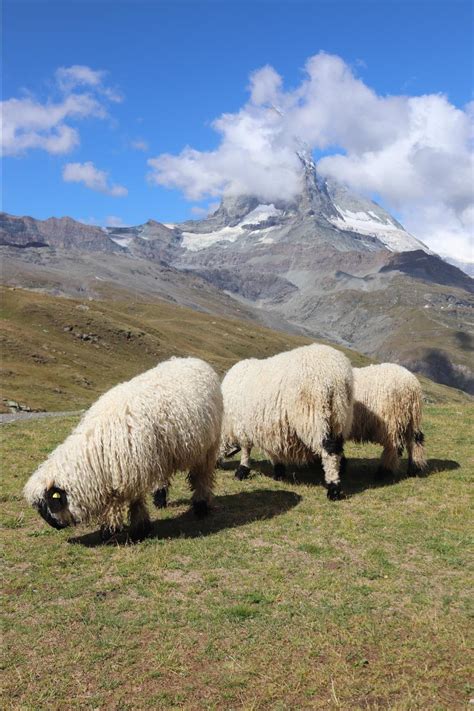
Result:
[2, 403, 473, 710]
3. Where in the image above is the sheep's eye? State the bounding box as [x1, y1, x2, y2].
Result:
[47, 487, 67, 512]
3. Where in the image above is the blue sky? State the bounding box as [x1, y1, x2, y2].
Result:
[2, 0, 473, 259]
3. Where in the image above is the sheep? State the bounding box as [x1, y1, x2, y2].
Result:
[23, 357, 223, 540]
[349, 363, 427, 476]
[220, 344, 354, 500]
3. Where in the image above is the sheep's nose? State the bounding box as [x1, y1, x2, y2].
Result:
[35, 501, 69, 530]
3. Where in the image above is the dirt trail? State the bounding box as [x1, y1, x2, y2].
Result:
[0, 410, 83, 425]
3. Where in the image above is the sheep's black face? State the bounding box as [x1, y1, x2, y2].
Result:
[36, 487, 74, 529]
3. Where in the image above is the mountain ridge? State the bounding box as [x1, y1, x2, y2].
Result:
[1, 161, 472, 393]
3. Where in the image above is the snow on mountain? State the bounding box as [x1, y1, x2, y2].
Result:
[181, 224, 244, 251]
[181, 203, 282, 251]
[242, 204, 283, 224]
[328, 205, 428, 253]
[110, 236, 133, 248]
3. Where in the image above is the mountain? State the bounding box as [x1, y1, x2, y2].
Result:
[0, 214, 295, 332]
[1, 158, 472, 393]
[440, 254, 474, 278]
[0, 213, 117, 252]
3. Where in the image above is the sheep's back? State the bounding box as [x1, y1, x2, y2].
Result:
[43, 358, 222, 500]
[222, 344, 353, 455]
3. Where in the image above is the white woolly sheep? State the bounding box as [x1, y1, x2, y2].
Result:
[349, 363, 427, 476]
[24, 357, 223, 540]
[220, 344, 354, 500]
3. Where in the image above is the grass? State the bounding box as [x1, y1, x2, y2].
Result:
[0, 286, 313, 413]
[0, 286, 469, 413]
[2, 404, 473, 709]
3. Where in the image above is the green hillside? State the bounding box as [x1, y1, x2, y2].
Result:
[0, 286, 469, 413]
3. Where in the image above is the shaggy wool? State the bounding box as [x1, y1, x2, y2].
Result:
[24, 357, 223, 533]
[221, 343, 353, 492]
[350, 363, 427, 474]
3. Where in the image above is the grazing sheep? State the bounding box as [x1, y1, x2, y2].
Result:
[349, 363, 427, 476]
[220, 344, 354, 500]
[24, 357, 223, 540]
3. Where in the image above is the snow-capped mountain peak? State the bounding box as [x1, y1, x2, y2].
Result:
[181, 203, 284, 251]
[328, 205, 429, 253]
[175, 156, 430, 256]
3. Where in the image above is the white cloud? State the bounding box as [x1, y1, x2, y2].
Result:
[2, 94, 104, 156]
[190, 201, 220, 217]
[148, 51, 474, 262]
[402, 204, 474, 264]
[248, 64, 282, 106]
[55, 65, 105, 90]
[131, 139, 149, 152]
[190, 206, 209, 217]
[2, 65, 121, 157]
[56, 65, 123, 103]
[63, 162, 128, 197]
[105, 215, 129, 227]
[77, 215, 128, 227]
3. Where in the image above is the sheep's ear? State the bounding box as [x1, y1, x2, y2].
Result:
[46, 486, 67, 513]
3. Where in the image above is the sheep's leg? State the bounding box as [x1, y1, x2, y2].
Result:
[407, 430, 427, 476]
[377, 443, 399, 478]
[321, 434, 346, 501]
[340, 453, 348, 476]
[235, 445, 252, 481]
[129, 498, 151, 540]
[100, 499, 126, 542]
[188, 445, 217, 517]
[153, 487, 168, 509]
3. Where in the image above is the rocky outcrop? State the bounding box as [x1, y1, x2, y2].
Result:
[0, 213, 119, 253]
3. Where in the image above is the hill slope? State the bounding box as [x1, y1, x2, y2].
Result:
[0, 286, 469, 414]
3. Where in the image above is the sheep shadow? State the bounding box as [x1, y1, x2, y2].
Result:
[68, 488, 302, 547]
[242, 457, 460, 496]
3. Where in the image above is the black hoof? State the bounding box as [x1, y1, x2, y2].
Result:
[193, 500, 209, 518]
[235, 464, 251, 481]
[327, 482, 345, 501]
[153, 488, 168, 509]
[273, 463, 286, 480]
[129, 519, 152, 542]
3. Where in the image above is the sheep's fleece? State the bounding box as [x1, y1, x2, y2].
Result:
[221, 343, 353, 498]
[23, 357, 223, 534]
[350, 363, 427, 474]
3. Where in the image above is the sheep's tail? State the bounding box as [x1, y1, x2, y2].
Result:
[405, 390, 427, 474]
